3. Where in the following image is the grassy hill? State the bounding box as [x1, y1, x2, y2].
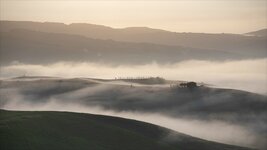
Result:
[0, 110, 252, 150]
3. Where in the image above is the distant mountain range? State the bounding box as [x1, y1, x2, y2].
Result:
[0, 21, 266, 65]
[0, 29, 245, 65]
[1, 21, 266, 50]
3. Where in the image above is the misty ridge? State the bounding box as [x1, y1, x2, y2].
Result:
[1, 59, 266, 95]
[0, 77, 267, 149]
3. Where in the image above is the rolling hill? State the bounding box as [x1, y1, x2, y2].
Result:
[0, 77, 266, 149]
[0, 110, 253, 150]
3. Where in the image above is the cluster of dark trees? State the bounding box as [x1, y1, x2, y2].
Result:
[180, 82, 197, 88]
[170, 82, 198, 89]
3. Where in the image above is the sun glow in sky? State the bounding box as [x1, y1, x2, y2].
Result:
[0, 0, 266, 33]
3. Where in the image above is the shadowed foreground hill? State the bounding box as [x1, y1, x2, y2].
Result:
[0, 110, 252, 150]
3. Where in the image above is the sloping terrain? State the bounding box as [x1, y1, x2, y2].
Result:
[0, 77, 266, 149]
[0, 110, 253, 150]
[1, 77, 266, 124]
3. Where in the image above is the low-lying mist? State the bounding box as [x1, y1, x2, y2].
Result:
[1, 58, 266, 95]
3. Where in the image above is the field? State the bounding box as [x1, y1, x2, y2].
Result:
[0, 110, 253, 150]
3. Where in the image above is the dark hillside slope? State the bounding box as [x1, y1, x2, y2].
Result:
[0, 110, 253, 150]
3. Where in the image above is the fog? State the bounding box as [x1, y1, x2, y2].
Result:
[1, 58, 266, 95]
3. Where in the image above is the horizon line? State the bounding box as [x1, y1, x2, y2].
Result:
[1, 19, 266, 35]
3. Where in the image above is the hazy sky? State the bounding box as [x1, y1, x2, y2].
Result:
[0, 0, 266, 33]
